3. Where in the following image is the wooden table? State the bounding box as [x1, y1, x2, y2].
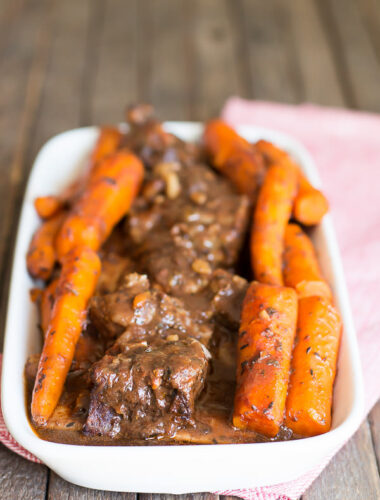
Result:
[1, 0, 379, 498]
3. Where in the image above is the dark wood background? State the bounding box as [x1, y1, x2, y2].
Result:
[1, 0, 379, 498]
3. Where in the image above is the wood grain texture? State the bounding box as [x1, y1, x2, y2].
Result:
[0, 444, 47, 500]
[318, 0, 380, 111]
[137, 0, 189, 120]
[303, 421, 380, 500]
[48, 471, 137, 499]
[0, 0, 25, 53]
[139, 495, 219, 500]
[28, 0, 91, 154]
[239, 0, 303, 103]
[286, 0, 345, 106]
[0, 0, 52, 348]
[369, 400, 380, 471]
[91, 0, 139, 125]
[79, 0, 104, 126]
[190, 0, 248, 120]
[358, 0, 380, 63]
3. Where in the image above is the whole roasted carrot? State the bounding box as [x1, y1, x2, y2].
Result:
[251, 162, 298, 285]
[283, 223, 331, 300]
[40, 278, 59, 336]
[31, 246, 101, 426]
[34, 196, 63, 220]
[40, 278, 100, 367]
[203, 119, 266, 200]
[255, 139, 288, 164]
[89, 127, 122, 167]
[52, 127, 123, 209]
[233, 282, 298, 437]
[285, 296, 342, 436]
[27, 211, 65, 281]
[32, 128, 120, 241]
[256, 140, 328, 226]
[293, 174, 329, 226]
[55, 151, 144, 259]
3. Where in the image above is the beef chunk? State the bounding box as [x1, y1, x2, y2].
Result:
[124, 104, 202, 169]
[90, 273, 150, 340]
[90, 273, 213, 346]
[123, 104, 179, 168]
[84, 337, 209, 439]
[121, 109, 250, 297]
[126, 162, 250, 296]
[96, 253, 134, 294]
[126, 103, 155, 126]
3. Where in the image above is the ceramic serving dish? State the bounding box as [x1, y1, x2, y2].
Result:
[1, 122, 364, 493]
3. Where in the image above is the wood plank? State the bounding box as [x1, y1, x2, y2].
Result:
[79, 0, 104, 126]
[48, 471, 136, 499]
[189, 0, 248, 120]
[239, 0, 303, 103]
[137, 0, 189, 120]
[318, 0, 380, 111]
[91, 0, 138, 125]
[303, 420, 380, 500]
[135, 0, 151, 105]
[0, 444, 47, 500]
[0, 0, 51, 229]
[0, 0, 25, 54]
[225, 0, 253, 100]
[139, 494, 218, 500]
[27, 0, 91, 154]
[0, 0, 52, 348]
[369, 400, 380, 472]
[357, 0, 380, 63]
[286, 0, 345, 106]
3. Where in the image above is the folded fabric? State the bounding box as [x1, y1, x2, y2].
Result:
[1, 99, 379, 499]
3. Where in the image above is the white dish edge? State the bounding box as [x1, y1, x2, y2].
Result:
[1, 122, 364, 493]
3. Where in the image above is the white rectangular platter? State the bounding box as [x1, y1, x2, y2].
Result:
[1, 122, 364, 493]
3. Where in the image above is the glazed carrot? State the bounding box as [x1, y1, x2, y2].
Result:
[34, 196, 64, 219]
[256, 140, 328, 226]
[251, 162, 298, 285]
[27, 211, 65, 281]
[31, 246, 101, 426]
[40, 278, 100, 366]
[255, 139, 288, 165]
[203, 119, 266, 200]
[285, 296, 342, 436]
[55, 151, 144, 259]
[54, 127, 123, 208]
[233, 282, 298, 437]
[89, 127, 122, 167]
[40, 279, 59, 336]
[283, 223, 331, 300]
[293, 173, 329, 226]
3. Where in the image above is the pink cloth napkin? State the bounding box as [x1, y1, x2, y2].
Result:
[1, 99, 380, 499]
